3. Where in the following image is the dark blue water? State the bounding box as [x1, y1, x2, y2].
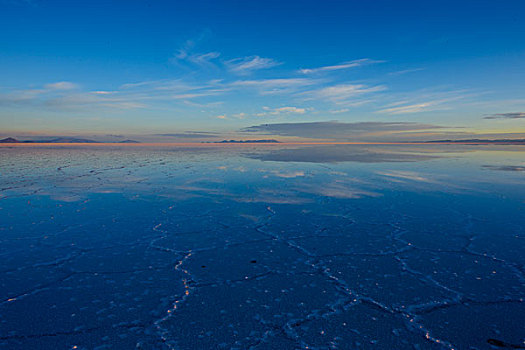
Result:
[1, 144, 524, 349]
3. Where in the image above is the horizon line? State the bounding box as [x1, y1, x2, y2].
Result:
[2, 141, 525, 147]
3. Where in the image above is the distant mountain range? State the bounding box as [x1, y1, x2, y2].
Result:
[0, 137, 140, 144]
[2, 137, 525, 145]
[422, 139, 525, 144]
[117, 140, 141, 143]
[210, 139, 281, 143]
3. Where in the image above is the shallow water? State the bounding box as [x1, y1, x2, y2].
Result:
[0, 144, 524, 349]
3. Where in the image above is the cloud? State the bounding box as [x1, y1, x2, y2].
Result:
[329, 108, 349, 114]
[226, 56, 281, 74]
[267, 170, 306, 178]
[306, 83, 386, 104]
[44, 93, 146, 110]
[482, 165, 525, 172]
[228, 78, 320, 96]
[258, 106, 309, 116]
[92, 90, 115, 95]
[216, 115, 227, 119]
[154, 132, 220, 138]
[44, 82, 78, 90]
[388, 68, 425, 76]
[299, 58, 382, 74]
[173, 50, 220, 66]
[378, 101, 443, 114]
[235, 79, 310, 87]
[171, 90, 225, 99]
[376, 170, 434, 182]
[0, 78, 231, 112]
[483, 112, 525, 119]
[171, 33, 220, 67]
[273, 106, 307, 114]
[189, 52, 221, 65]
[231, 112, 246, 119]
[298, 182, 381, 199]
[246, 146, 440, 163]
[377, 90, 474, 115]
[240, 121, 443, 140]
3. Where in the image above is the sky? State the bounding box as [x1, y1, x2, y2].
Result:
[1, 0, 524, 142]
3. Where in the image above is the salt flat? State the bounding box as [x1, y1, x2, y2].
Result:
[1, 144, 524, 349]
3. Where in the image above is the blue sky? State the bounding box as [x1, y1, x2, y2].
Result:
[1, 0, 524, 141]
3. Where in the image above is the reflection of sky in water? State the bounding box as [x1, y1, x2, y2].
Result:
[0, 145, 524, 349]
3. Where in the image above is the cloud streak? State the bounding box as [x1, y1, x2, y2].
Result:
[299, 58, 382, 74]
[247, 146, 440, 163]
[226, 56, 281, 74]
[377, 91, 473, 115]
[484, 112, 525, 119]
[308, 83, 386, 104]
[44, 81, 79, 90]
[241, 121, 443, 140]
[154, 132, 220, 138]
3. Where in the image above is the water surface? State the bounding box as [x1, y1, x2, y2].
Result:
[1, 144, 524, 349]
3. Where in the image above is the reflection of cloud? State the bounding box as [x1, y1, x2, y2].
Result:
[484, 112, 525, 119]
[235, 195, 312, 204]
[235, 188, 312, 204]
[376, 169, 469, 193]
[241, 121, 443, 140]
[298, 183, 381, 199]
[376, 170, 434, 182]
[246, 146, 440, 163]
[267, 170, 305, 178]
[482, 165, 525, 172]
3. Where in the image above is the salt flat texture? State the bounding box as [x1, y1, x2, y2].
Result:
[0, 144, 524, 349]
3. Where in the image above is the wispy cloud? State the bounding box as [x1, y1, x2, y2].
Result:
[388, 68, 425, 76]
[483, 112, 525, 119]
[306, 83, 386, 104]
[171, 33, 221, 68]
[231, 78, 315, 88]
[44, 81, 79, 90]
[173, 51, 221, 67]
[378, 101, 444, 114]
[241, 121, 444, 140]
[329, 108, 349, 114]
[482, 165, 525, 172]
[375, 170, 455, 188]
[377, 91, 472, 114]
[44, 93, 147, 110]
[226, 56, 281, 74]
[230, 78, 318, 95]
[299, 58, 382, 74]
[154, 132, 220, 138]
[257, 106, 309, 116]
[266, 170, 306, 178]
[0, 78, 231, 113]
[376, 170, 434, 182]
